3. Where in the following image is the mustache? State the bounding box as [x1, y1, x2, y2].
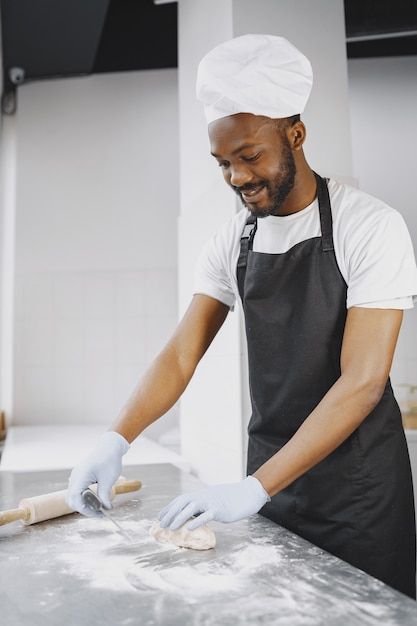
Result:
[232, 182, 266, 195]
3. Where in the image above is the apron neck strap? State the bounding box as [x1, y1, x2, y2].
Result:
[314, 172, 334, 252]
[237, 214, 257, 301]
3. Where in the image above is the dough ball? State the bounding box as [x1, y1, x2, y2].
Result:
[149, 520, 216, 550]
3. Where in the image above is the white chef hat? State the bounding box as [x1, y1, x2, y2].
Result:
[196, 34, 313, 124]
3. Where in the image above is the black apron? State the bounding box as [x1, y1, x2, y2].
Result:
[237, 173, 416, 599]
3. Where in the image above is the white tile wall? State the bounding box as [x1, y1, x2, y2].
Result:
[115, 365, 146, 409]
[84, 318, 114, 367]
[55, 318, 85, 366]
[53, 366, 85, 422]
[24, 273, 54, 318]
[12, 70, 180, 439]
[84, 273, 115, 317]
[116, 272, 147, 318]
[116, 316, 146, 366]
[13, 269, 179, 434]
[146, 314, 178, 362]
[54, 273, 84, 317]
[145, 269, 178, 316]
[14, 366, 54, 424]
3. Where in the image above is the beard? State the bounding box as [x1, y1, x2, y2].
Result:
[234, 142, 296, 218]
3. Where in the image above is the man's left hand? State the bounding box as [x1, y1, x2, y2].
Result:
[157, 476, 271, 531]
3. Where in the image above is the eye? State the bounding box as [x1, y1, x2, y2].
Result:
[243, 152, 261, 162]
[218, 161, 230, 169]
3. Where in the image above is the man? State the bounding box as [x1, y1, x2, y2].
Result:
[67, 35, 417, 598]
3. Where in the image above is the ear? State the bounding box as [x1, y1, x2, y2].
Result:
[287, 121, 306, 151]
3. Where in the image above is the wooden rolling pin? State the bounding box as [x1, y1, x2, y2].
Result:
[0, 478, 141, 526]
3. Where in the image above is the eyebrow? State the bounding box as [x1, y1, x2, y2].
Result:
[211, 143, 261, 158]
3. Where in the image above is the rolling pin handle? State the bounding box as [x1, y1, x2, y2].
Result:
[0, 507, 29, 526]
[113, 479, 142, 495]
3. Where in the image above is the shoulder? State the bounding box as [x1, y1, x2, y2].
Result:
[328, 178, 408, 249]
[328, 178, 399, 225]
[194, 207, 249, 281]
[326, 179, 417, 306]
[200, 207, 250, 260]
[214, 207, 250, 246]
[193, 208, 249, 309]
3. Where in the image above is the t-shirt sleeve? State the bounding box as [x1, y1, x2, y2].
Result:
[353, 296, 414, 309]
[193, 224, 237, 309]
[346, 208, 417, 309]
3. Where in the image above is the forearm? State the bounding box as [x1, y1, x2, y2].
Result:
[253, 375, 384, 497]
[111, 342, 195, 443]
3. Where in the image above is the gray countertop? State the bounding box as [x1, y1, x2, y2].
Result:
[0, 463, 416, 626]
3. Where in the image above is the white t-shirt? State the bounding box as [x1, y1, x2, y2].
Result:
[193, 178, 417, 311]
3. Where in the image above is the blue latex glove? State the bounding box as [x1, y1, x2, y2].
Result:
[157, 476, 271, 531]
[66, 431, 130, 517]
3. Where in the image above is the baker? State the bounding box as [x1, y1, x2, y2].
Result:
[67, 35, 417, 599]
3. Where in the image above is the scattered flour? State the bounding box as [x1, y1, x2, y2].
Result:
[127, 542, 282, 598]
[56, 516, 283, 599]
[52, 515, 410, 626]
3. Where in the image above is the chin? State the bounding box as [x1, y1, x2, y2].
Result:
[251, 209, 273, 219]
[243, 201, 273, 218]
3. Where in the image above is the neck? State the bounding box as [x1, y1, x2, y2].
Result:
[276, 161, 317, 216]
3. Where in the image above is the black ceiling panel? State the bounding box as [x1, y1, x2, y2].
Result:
[93, 0, 177, 73]
[344, 0, 417, 57]
[345, 0, 417, 38]
[348, 34, 417, 57]
[1, 0, 110, 83]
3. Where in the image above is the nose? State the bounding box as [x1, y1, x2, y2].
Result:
[228, 164, 254, 189]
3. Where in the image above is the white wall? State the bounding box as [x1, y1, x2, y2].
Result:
[348, 56, 417, 392]
[13, 69, 180, 439]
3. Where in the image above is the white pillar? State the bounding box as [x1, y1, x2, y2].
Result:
[178, 0, 245, 483]
[0, 7, 17, 426]
[178, 0, 352, 483]
[0, 112, 17, 427]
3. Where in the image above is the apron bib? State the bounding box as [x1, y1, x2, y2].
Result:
[237, 173, 416, 598]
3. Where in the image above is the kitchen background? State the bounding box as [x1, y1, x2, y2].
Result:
[0, 1, 416, 491]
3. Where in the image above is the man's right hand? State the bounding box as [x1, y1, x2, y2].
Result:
[66, 431, 130, 516]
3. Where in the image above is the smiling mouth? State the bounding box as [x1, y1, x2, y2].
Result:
[241, 185, 266, 203]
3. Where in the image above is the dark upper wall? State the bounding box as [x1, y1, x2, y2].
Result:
[0, 0, 177, 94]
[346, 0, 417, 58]
[1, 0, 415, 96]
